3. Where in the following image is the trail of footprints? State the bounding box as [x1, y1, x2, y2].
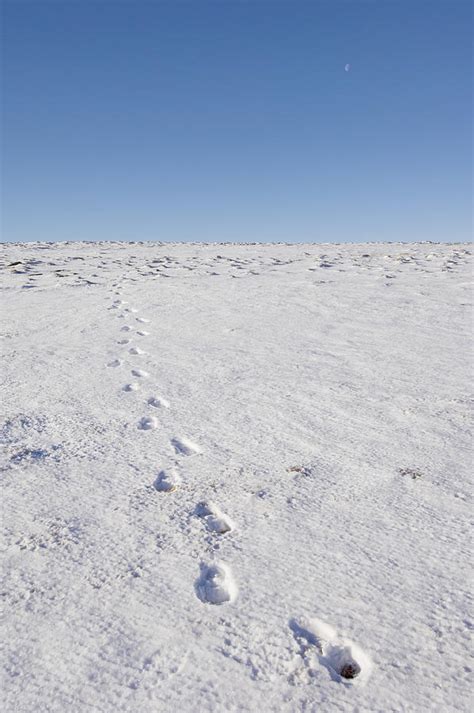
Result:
[106, 294, 236, 605]
[103, 292, 372, 685]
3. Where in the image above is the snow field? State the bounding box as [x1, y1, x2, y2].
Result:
[1, 241, 472, 712]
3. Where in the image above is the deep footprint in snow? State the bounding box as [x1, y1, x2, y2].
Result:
[131, 368, 149, 378]
[117, 339, 130, 345]
[123, 383, 139, 392]
[170, 437, 202, 456]
[154, 469, 181, 493]
[195, 501, 234, 534]
[107, 359, 122, 368]
[289, 618, 372, 685]
[196, 561, 237, 604]
[136, 317, 150, 324]
[129, 346, 146, 355]
[120, 325, 133, 332]
[136, 330, 150, 336]
[138, 416, 158, 430]
[148, 396, 170, 409]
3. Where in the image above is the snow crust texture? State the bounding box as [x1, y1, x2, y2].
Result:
[1, 241, 472, 712]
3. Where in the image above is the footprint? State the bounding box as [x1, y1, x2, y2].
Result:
[123, 383, 139, 392]
[170, 437, 202, 456]
[136, 317, 150, 324]
[196, 561, 237, 605]
[195, 501, 234, 534]
[148, 396, 170, 409]
[107, 359, 122, 368]
[125, 308, 139, 313]
[138, 415, 158, 430]
[131, 369, 149, 378]
[136, 330, 150, 337]
[129, 347, 146, 355]
[120, 326, 133, 332]
[289, 618, 372, 685]
[154, 469, 181, 493]
[117, 339, 130, 345]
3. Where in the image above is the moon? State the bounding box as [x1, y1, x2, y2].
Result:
[344, 63, 351, 72]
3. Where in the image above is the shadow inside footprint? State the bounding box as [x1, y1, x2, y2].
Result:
[289, 617, 372, 685]
[123, 383, 139, 392]
[170, 437, 202, 456]
[138, 416, 158, 430]
[195, 561, 237, 605]
[154, 469, 180, 492]
[107, 359, 122, 368]
[148, 396, 170, 409]
[195, 501, 234, 534]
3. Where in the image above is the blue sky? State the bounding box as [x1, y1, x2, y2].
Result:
[1, 0, 471, 243]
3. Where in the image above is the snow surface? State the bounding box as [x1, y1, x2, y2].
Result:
[1, 241, 472, 712]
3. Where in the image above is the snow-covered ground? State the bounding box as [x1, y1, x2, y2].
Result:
[1, 241, 472, 712]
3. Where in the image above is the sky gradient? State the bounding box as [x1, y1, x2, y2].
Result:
[1, 0, 472, 243]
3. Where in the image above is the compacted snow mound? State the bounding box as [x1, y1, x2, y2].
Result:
[1, 241, 472, 712]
